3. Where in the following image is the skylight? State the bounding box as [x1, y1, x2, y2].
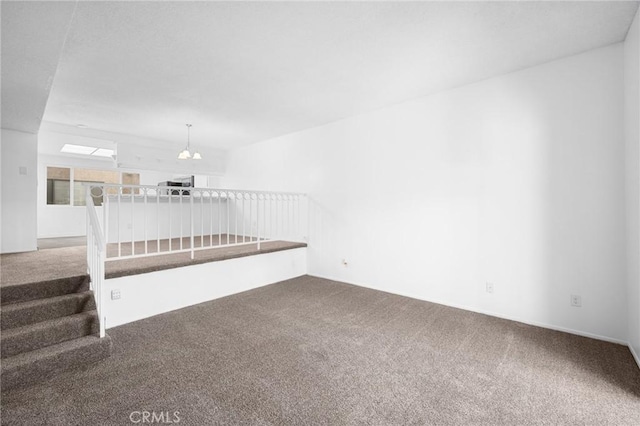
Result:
[60, 144, 97, 155]
[60, 144, 114, 158]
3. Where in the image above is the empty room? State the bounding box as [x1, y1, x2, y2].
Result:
[1, 0, 640, 424]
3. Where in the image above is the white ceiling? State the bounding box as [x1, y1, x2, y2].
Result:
[4, 1, 640, 150]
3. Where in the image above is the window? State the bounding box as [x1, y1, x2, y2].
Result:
[46, 167, 139, 207]
[46, 167, 71, 205]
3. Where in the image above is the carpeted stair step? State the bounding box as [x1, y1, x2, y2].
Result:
[1, 291, 95, 330]
[1, 275, 90, 305]
[1, 334, 112, 391]
[1, 311, 99, 358]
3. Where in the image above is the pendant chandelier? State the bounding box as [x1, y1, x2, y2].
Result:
[178, 124, 202, 160]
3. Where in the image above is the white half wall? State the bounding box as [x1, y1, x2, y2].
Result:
[104, 247, 307, 328]
[103, 195, 228, 244]
[1, 129, 38, 253]
[625, 9, 640, 364]
[222, 44, 627, 343]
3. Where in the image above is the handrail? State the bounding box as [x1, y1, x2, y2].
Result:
[93, 183, 305, 197]
[85, 188, 106, 338]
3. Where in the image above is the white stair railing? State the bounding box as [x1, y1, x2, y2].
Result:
[85, 187, 106, 338]
[85, 184, 307, 261]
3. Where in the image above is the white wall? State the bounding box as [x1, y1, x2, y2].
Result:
[104, 247, 307, 328]
[222, 44, 627, 343]
[1, 129, 38, 253]
[625, 9, 640, 365]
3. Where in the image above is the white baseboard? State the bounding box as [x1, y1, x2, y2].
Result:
[310, 273, 628, 346]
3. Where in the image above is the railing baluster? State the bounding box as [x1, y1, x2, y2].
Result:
[215, 192, 219, 246]
[190, 189, 194, 259]
[103, 187, 108, 252]
[156, 189, 160, 253]
[92, 184, 304, 259]
[144, 188, 148, 255]
[99, 249, 105, 338]
[130, 186, 135, 256]
[210, 191, 214, 248]
[117, 187, 121, 258]
[257, 194, 261, 250]
[86, 204, 90, 274]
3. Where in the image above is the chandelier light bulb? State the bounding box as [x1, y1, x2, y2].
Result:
[178, 124, 201, 160]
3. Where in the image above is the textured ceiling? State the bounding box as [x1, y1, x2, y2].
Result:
[11, 1, 640, 148]
[1, 1, 76, 133]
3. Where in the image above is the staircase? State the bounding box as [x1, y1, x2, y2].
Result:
[1, 274, 112, 391]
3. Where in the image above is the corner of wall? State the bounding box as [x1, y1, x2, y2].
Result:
[1, 128, 39, 253]
[624, 7, 640, 367]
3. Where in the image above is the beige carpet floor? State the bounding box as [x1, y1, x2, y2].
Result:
[1, 276, 639, 425]
[37, 236, 86, 250]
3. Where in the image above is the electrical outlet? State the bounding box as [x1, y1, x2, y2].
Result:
[570, 294, 581, 307]
[486, 282, 494, 294]
[111, 289, 121, 300]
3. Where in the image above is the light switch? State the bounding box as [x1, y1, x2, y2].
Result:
[18, 166, 27, 175]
